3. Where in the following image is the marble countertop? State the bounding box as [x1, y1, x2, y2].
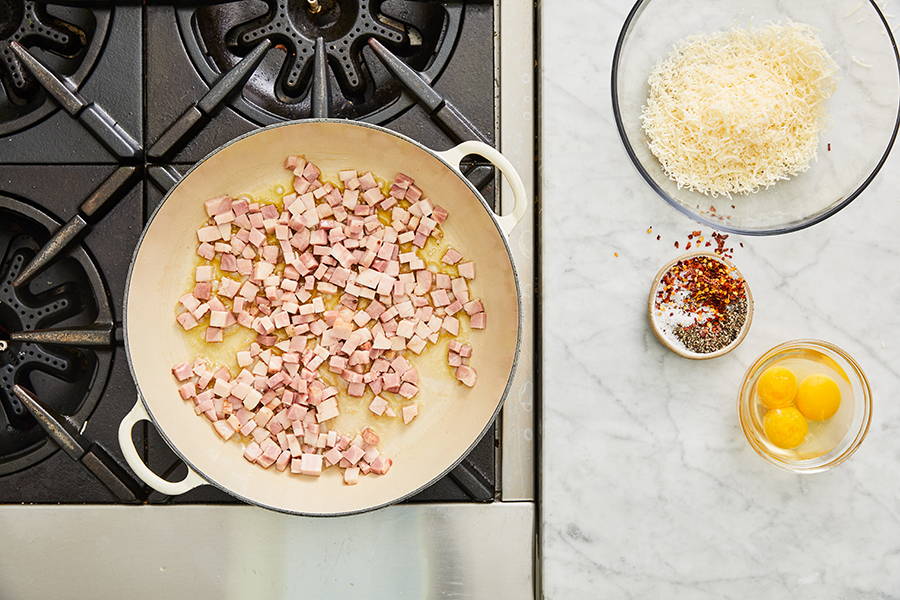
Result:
[540, 1, 900, 598]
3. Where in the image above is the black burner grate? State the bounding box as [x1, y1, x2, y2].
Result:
[0, 196, 112, 474]
[179, 0, 461, 124]
[0, 2, 108, 135]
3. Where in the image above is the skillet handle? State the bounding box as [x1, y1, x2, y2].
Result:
[436, 140, 528, 237]
[118, 398, 206, 496]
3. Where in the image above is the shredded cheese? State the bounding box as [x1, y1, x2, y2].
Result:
[641, 24, 838, 197]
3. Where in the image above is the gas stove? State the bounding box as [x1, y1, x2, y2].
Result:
[0, 1, 536, 595]
[0, 0, 538, 598]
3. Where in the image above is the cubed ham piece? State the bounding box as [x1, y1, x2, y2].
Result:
[361, 427, 380, 446]
[458, 262, 476, 279]
[275, 450, 291, 471]
[195, 265, 214, 282]
[441, 316, 459, 336]
[301, 162, 320, 182]
[455, 365, 478, 387]
[370, 456, 392, 475]
[470, 312, 486, 329]
[178, 382, 196, 400]
[197, 243, 216, 260]
[299, 453, 323, 476]
[323, 447, 343, 466]
[179, 293, 201, 312]
[442, 248, 463, 265]
[402, 404, 418, 425]
[398, 382, 418, 399]
[343, 444, 365, 466]
[432, 204, 448, 224]
[213, 420, 236, 440]
[172, 362, 194, 381]
[430, 289, 451, 307]
[343, 467, 360, 485]
[369, 396, 388, 416]
[197, 226, 222, 243]
[315, 397, 340, 422]
[464, 299, 484, 316]
[243, 442, 263, 463]
[209, 311, 228, 328]
[205, 196, 232, 217]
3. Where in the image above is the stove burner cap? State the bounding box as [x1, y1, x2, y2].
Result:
[233, 0, 404, 92]
[180, 0, 462, 124]
[0, 196, 112, 475]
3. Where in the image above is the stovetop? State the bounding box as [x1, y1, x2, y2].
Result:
[0, 1, 505, 505]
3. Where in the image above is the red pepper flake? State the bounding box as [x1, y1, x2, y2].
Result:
[827, 143, 831, 152]
[655, 256, 747, 322]
[686, 242, 692, 250]
[674, 241, 679, 249]
[614, 252, 619, 257]
[656, 234, 661, 241]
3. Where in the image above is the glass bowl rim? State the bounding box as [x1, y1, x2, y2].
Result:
[610, 0, 900, 236]
[737, 339, 873, 473]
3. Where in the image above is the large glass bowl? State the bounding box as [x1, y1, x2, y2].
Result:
[612, 0, 900, 235]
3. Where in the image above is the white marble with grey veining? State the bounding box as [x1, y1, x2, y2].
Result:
[541, 1, 900, 598]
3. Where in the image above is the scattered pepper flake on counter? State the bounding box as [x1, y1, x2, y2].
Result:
[651, 228, 738, 260]
[652, 255, 749, 355]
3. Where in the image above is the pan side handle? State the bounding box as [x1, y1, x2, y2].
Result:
[436, 141, 528, 237]
[118, 398, 206, 496]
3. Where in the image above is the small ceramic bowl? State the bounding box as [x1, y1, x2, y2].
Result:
[738, 339, 872, 473]
[648, 251, 753, 359]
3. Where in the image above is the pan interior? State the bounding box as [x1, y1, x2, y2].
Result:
[126, 121, 520, 515]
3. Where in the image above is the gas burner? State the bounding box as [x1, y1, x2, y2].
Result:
[235, 0, 406, 92]
[178, 0, 461, 123]
[0, 195, 112, 474]
[0, 2, 109, 136]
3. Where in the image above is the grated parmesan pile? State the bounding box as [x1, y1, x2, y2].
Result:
[641, 23, 838, 197]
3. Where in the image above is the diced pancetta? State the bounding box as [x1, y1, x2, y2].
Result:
[402, 404, 418, 425]
[455, 365, 478, 387]
[174, 157, 495, 485]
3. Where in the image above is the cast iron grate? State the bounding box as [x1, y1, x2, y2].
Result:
[0, 1, 108, 135]
[0, 196, 111, 474]
[178, 0, 461, 124]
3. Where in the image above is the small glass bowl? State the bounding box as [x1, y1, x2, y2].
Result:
[612, 0, 900, 235]
[738, 340, 872, 473]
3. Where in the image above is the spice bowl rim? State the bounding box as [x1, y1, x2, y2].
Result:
[647, 251, 753, 360]
[738, 339, 873, 474]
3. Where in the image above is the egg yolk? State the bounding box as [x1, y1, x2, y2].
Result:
[763, 407, 808, 449]
[757, 366, 798, 409]
[796, 374, 841, 421]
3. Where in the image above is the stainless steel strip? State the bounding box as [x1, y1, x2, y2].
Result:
[0, 503, 535, 600]
[498, 0, 537, 502]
